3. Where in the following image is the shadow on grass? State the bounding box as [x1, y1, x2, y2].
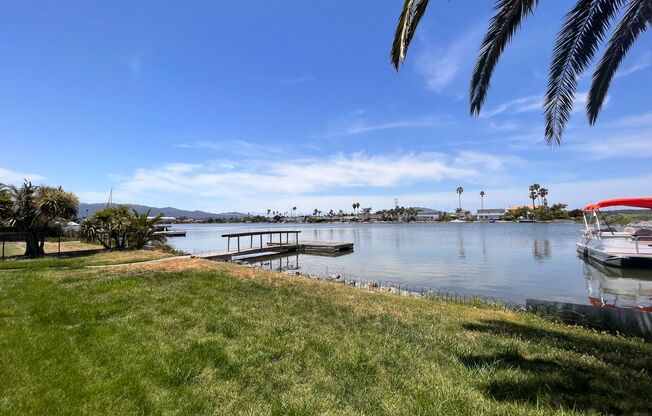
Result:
[461, 319, 652, 414]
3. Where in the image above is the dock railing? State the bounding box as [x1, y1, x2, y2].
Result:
[222, 230, 301, 254]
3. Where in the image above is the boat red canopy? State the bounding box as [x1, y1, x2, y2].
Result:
[583, 197, 652, 212]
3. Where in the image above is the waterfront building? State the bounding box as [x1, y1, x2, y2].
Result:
[476, 208, 506, 221]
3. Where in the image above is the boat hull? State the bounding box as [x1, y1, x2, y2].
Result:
[577, 237, 652, 268]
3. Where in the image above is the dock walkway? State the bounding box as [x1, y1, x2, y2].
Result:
[191, 230, 353, 261]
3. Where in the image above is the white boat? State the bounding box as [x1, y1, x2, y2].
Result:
[576, 197, 652, 267]
[450, 219, 466, 223]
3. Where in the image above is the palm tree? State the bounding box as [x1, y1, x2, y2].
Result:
[1, 181, 78, 257]
[456, 187, 464, 214]
[529, 190, 538, 211]
[391, 0, 652, 144]
[292, 206, 297, 217]
[539, 187, 549, 206]
[480, 190, 485, 211]
[528, 183, 541, 209]
[267, 209, 271, 219]
[130, 209, 164, 249]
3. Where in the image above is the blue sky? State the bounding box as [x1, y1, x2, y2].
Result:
[1, 1, 651, 214]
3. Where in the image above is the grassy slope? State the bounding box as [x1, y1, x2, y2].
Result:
[0, 254, 651, 415]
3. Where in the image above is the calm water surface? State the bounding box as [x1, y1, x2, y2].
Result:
[167, 223, 652, 307]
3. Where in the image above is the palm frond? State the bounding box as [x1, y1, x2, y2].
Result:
[544, 0, 625, 145]
[470, 0, 540, 116]
[588, 0, 652, 124]
[391, 0, 430, 71]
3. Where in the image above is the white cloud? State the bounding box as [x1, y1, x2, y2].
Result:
[415, 28, 481, 92]
[126, 55, 143, 73]
[615, 51, 651, 78]
[0, 167, 45, 185]
[454, 151, 522, 171]
[277, 75, 315, 84]
[606, 111, 652, 128]
[480, 95, 542, 118]
[480, 92, 606, 118]
[488, 120, 519, 131]
[576, 133, 652, 160]
[88, 151, 518, 211]
[416, 52, 458, 92]
[328, 116, 446, 137]
[248, 174, 652, 214]
[367, 174, 652, 212]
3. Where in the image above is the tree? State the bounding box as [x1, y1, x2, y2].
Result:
[529, 190, 538, 211]
[391, 0, 652, 144]
[0, 181, 78, 257]
[539, 187, 549, 206]
[292, 206, 297, 217]
[352, 202, 361, 217]
[480, 190, 485, 211]
[82, 205, 164, 249]
[130, 209, 164, 249]
[528, 183, 541, 209]
[267, 209, 271, 219]
[0, 190, 12, 221]
[456, 187, 464, 214]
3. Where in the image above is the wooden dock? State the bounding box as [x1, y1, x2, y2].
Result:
[191, 230, 353, 261]
[297, 240, 353, 254]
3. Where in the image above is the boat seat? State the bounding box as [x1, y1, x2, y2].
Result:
[634, 229, 652, 241]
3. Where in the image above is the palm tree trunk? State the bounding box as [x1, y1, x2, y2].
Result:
[24, 232, 44, 258]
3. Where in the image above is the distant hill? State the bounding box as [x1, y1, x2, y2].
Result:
[78, 203, 248, 219]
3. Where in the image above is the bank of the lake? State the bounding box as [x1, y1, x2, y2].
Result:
[1, 251, 651, 415]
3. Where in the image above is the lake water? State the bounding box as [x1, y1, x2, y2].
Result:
[166, 222, 652, 308]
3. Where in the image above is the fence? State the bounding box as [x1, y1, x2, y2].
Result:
[238, 256, 522, 311]
[0, 229, 81, 260]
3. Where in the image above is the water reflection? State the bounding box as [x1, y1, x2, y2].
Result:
[457, 226, 466, 260]
[245, 253, 300, 272]
[533, 239, 551, 261]
[581, 257, 652, 311]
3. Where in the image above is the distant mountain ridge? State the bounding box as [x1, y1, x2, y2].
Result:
[78, 203, 248, 219]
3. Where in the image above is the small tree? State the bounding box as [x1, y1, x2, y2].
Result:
[130, 209, 164, 249]
[83, 206, 165, 249]
[0, 181, 78, 257]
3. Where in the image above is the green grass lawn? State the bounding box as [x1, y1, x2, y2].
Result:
[0, 253, 651, 415]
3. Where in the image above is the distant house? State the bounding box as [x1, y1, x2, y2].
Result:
[415, 211, 441, 221]
[361, 208, 372, 222]
[476, 208, 506, 221]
